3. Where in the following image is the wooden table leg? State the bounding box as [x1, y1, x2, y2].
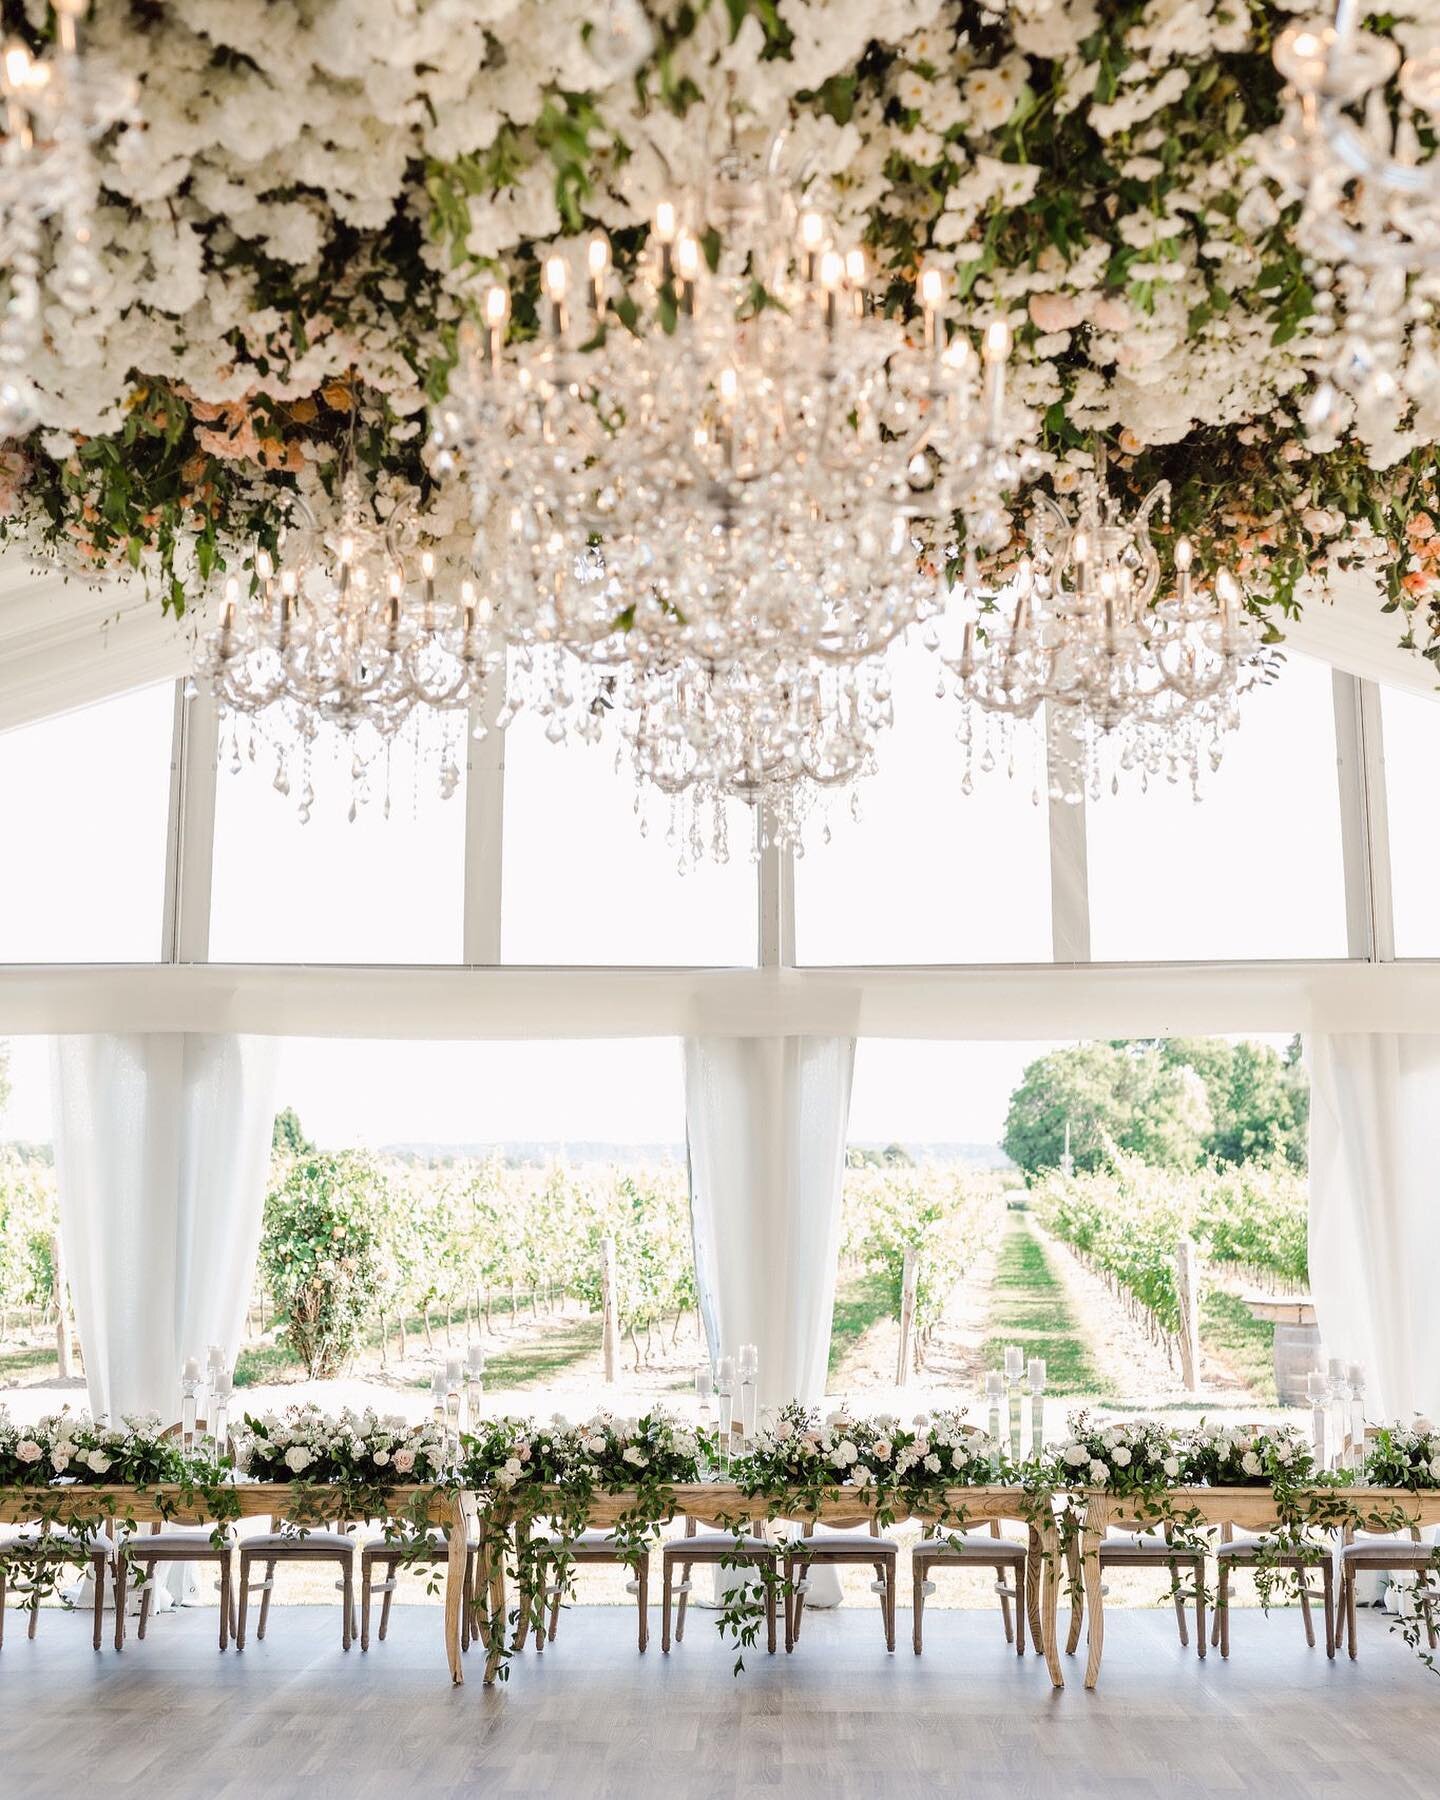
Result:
[1083, 1499, 1107, 1691]
[1025, 1525, 1045, 1655]
[483, 1526, 508, 1687]
[1038, 1518, 1065, 1690]
[445, 1495, 468, 1686]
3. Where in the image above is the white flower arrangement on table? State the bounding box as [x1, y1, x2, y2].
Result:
[1052, 1412, 1182, 1495]
[1365, 1419, 1440, 1491]
[235, 1404, 447, 1488]
[458, 1408, 704, 1495]
[1182, 1420, 1316, 1488]
[739, 1402, 1007, 1504]
[0, 1409, 181, 1487]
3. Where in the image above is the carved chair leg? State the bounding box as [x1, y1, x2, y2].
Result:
[547, 1574, 562, 1643]
[1298, 1573, 1315, 1649]
[1025, 1534, 1045, 1655]
[636, 1559, 649, 1653]
[792, 1567, 807, 1647]
[999, 1574, 1015, 1646]
[360, 1554, 373, 1652]
[1194, 1559, 1206, 1659]
[1064, 1539, 1083, 1656]
[1015, 1572, 1026, 1657]
[1322, 1559, 1335, 1659]
[661, 1558, 674, 1654]
[912, 1564, 925, 1655]
[1169, 1565, 1189, 1648]
[676, 1560, 692, 1643]
[1214, 1561, 1229, 1659]
[219, 1552, 233, 1652]
[113, 1555, 128, 1651]
[378, 1564, 395, 1643]
[765, 1566, 778, 1655]
[341, 1559, 354, 1652]
[91, 1553, 106, 1652]
[236, 1554, 250, 1650]
[1420, 1589, 1438, 1652]
[1345, 1567, 1358, 1660]
[257, 1558, 276, 1642]
[883, 1560, 896, 1653]
[0, 1562, 7, 1650]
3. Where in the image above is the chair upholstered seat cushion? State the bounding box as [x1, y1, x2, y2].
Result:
[1341, 1537, 1434, 1563]
[0, 1527, 114, 1555]
[123, 1526, 236, 1552]
[1216, 1532, 1322, 1563]
[1099, 1531, 1200, 1556]
[913, 1531, 1025, 1561]
[241, 1530, 354, 1552]
[663, 1533, 774, 1556]
[787, 1532, 899, 1555]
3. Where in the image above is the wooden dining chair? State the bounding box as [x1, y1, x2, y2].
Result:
[113, 1420, 238, 1652]
[785, 1515, 898, 1653]
[1339, 1522, 1438, 1659]
[661, 1514, 781, 1654]
[1210, 1520, 1334, 1658]
[359, 1525, 477, 1652]
[514, 1522, 650, 1653]
[236, 1514, 358, 1652]
[1089, 1519, 1206, 1656]
[912, 1518, 1028, 1655]
[0, 1522, 111, 1650]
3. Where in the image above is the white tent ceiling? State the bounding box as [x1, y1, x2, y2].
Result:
[0, 550, 1434, 734]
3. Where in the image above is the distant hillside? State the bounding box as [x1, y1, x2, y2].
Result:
[848, 1141, 1013, 1170]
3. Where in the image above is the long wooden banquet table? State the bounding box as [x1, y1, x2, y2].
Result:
[0, 1484, 476, 1685]
[6, 1482, 1438, 1690]
[1066, 1485, 1440, 1689]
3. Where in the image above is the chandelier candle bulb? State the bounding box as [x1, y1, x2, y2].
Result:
[675, 232, 700, 316]
[586, 232, 611, 320]
[542, 255, 568, 337]
[920, 266, 945, 352]
[819, 250, 844, 332]
[982, 318, 1010, 439]
[845, 247, 867, 318]
[799, 208, 825, 284]
[653, 199, 676, 284]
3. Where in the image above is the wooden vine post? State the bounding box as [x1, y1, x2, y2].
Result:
[52, 1231, 74, 1380]
[895, 1246, 919, 1386]
[599, 1234, 621, 1385]
[1175, 1236, 1201, 1392]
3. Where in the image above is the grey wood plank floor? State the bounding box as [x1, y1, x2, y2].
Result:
[0, 1603, 1433, 1799]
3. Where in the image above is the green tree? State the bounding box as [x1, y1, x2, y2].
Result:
[1158, 1038, 1309, 1172]
[271, 1105, 313, 1157]
[259, 1152, 387, 1378]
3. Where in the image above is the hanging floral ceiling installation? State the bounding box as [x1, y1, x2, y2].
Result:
[4, 0, 1439, 663]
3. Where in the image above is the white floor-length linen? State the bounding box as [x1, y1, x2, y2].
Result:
[1308, 1033, 1440, 1420]
[51, 1033, 279, 1423]
[685, 1035, 855, 1411]
[685, 1035, 855, 1610]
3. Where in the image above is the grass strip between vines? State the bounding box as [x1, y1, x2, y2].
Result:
[982, 1212, 1111, 1398]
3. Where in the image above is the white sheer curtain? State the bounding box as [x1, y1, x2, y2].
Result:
[685, 1035, 855, 1410]
[51, 1034, 278, 1422]
[1308, 1033, 1440, 1420]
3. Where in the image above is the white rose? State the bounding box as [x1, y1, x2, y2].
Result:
[774, 1420, 794, 1442]
[1089, 1460, 1110, 1484]
[1241, 1451, 1263, 1477]
[51, 1451, 70, 1473]
[15, 1440, 42, 1464]
[86, 1450, 112, 1475]
[284, 1446, 313, 1474]
[503, 1457, 523, 1477]
[1062, 1443, 1088, 1467]
[1111, 1447, 1132, 1467]
[373, 1449, 390, 1467]
[392, 1449, 416, 1474]
[623, 1447, 648, 1468]
[924, 1453, 942, 1474]
[1163, 1456, 1180, 1479]
[587, 1436, 607, 1456]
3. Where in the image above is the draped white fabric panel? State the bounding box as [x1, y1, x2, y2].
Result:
[1307, 1033, 1440, 1419]
[51, 1034, 278, 1422]
[685, 1035, 855, 1411]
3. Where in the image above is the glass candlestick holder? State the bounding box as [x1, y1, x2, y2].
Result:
[716, 1355, 735, 1476]
[1028, 1358, 1047, 1458]
[181, 1357, 201, 1455]
[1347, 1363, 1367, 1471]
[1306, 1370, 1330, 1469]
[985, 1371, 1004, 1474]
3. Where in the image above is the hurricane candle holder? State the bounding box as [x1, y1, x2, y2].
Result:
[716, 1355, 736, 1476]
[465, 1342, 486, 1432]
[1028, 1357, 1047, 1457]
[180, 1357, 201, 1454]
[737, 1343, 759, 1447]
[210, 1368, 232, 1453]
[985, 1371, 1004, 1474]
[430, 1367, 448, 1434]
[1004, 1345, 1024, 1461]
[1306, 1369, 1331, 1468]
[1348, 1362, 1367, 1470]
[1327, 1358, 1350, 1474]
[695, 1362, 714, 1477]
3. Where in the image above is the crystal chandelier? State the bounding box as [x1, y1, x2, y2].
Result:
[1266, 10, 1440, 429]
[195, 471, 498, 821]
[431, 131, 1030, 855]
[0, 2, 134, 437]
[943, 455, 1270, 801]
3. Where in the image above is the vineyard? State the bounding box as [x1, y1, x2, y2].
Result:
[1031, 1153, 1308, 1363]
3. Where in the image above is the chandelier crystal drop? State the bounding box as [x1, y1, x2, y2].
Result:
[429, 139, 1032, 855]
[1266, 10, 1440, 426]
[194, 470, 500, 819]
[943, 455, 1271, 802]
[0, 1, 134, 438]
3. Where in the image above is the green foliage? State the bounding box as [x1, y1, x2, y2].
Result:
[841, 1168, 1001, 1342]
[270, 1105, 313, 1157]
[0, 1152, 58, 1319]
[259, 1152, 388, 1379]
[982, 1214, 1110, 1398]
[1033, 1153, 1310, 1346]
[1003, 1038, 1308, 1180]
[0, 1041, 10, 1118]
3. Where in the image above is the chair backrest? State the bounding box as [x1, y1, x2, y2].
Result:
[801, 1515, 880, 1539]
